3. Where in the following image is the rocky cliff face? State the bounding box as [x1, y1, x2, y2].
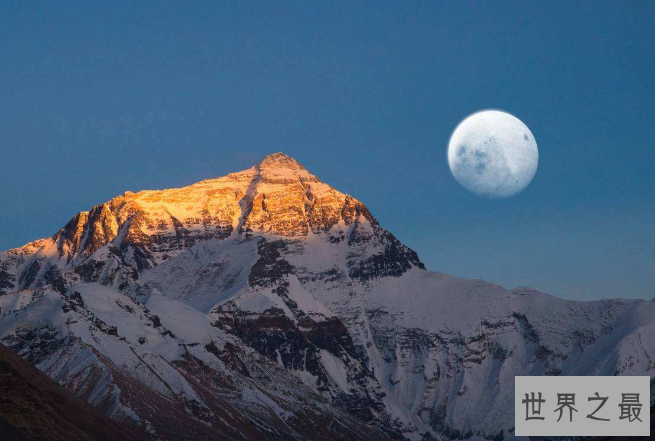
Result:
[0, 153, 653, 441]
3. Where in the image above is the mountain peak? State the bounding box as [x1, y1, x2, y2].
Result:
[259, 152, 304, 170]
[254, 152, 318, 183]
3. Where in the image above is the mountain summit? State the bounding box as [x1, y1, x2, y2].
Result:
[2, 152, 419, 283]
[257, 152, 315, 177]
[0, 153, 653, 441]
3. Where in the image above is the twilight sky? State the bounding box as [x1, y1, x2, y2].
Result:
[1, 2, 653, 301]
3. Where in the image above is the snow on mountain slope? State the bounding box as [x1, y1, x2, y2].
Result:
[0, 283, 397, 441]
[357, 270, 655, 435]
[139, 238, 258, 313]
[0, 152, 653, 441]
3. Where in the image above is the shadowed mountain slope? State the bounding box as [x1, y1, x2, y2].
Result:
[0, 342, 138, 441]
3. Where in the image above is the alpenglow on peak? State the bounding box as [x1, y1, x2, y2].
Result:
[258, 152, 306, 170]
[254, 152, 318, 183]
[4, 152, 394, 268]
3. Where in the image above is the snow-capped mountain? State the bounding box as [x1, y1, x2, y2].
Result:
[0, 152, 653, 441]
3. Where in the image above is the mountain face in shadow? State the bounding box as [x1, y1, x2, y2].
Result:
[0, 342, 137, 441]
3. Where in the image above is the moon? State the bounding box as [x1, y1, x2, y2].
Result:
[447, 110, 538, 198]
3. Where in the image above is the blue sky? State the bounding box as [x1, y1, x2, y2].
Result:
[1, 2, 653, 300]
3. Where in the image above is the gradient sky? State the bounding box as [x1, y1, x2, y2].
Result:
[1, 2, 654, 301]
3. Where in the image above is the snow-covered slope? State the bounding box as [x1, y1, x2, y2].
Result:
[0, 152, 653, 441]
